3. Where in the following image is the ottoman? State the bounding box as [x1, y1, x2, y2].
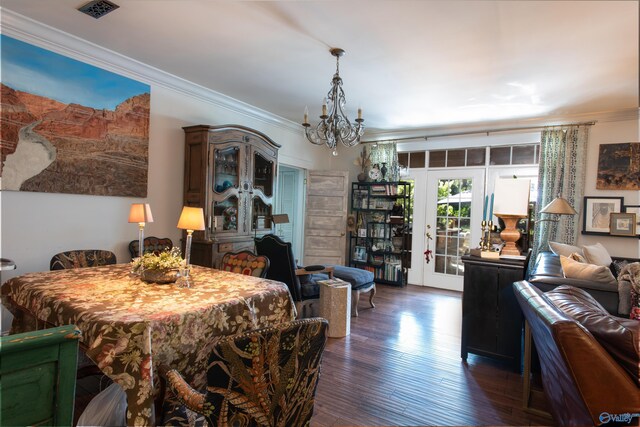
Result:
[331, 265, 376, 317]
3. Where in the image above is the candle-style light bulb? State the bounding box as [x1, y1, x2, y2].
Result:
[322, 98, 327, 116]
[303, 106, 309, 124]
[357, 107, 362, 120]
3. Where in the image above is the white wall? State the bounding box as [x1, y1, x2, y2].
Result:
[576, 118, 640, 258]
[0, 18, 328, 282]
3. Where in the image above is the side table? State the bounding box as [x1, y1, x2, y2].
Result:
[318, 278, 351, 338]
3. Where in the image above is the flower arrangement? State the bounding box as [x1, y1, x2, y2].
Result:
[353, 146, 371, 174]
[131, 247, 184, 274]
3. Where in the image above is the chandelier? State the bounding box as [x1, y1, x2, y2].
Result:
[302, 48, 364, 156]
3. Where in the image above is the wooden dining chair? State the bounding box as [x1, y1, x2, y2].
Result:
[0, 325, 81, 426]
[50, 250, 117, 270]
[219, 250, 270, 278]
[128, 236, 174, 259]
[160, 318, 328, 426]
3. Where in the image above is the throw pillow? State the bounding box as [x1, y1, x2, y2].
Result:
[582, 242, 613, 266]
[569, 252, 586, 263]
[560, 256, 617, 286]
[544, 285, 640, 386]
[549, 241, 583, 258]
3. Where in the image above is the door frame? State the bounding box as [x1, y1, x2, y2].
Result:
[275, 164, 305, 263]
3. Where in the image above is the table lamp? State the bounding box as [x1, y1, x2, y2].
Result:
[493, 178, 531, 256]
[177, 206, 205, 273]
[128, 203, 153, 257]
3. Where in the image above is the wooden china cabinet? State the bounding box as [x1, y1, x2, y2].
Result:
[182, 125, 280, 268]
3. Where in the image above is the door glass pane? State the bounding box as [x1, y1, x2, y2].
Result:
[254, 152, 273, 197]
[213, 147, 239, 193]
[434, 178, 472, 277]
[214, 196, 238, 231]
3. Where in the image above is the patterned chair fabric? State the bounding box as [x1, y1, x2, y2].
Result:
[50, 250, 117, 271]
[128, 236, 174, 258]
[220, 250, 270, 278]
[163, 318, 328, 427]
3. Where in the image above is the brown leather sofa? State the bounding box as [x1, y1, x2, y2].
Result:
[528, 251, 637, 316]
[514, 281, 640, 427]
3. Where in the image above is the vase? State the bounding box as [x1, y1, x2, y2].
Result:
[357, 172, 366, 182]
[380, 163, 388, 181]
[140, 269, 179, 284]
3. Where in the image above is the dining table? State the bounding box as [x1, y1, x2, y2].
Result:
[1, 264, 296, 426]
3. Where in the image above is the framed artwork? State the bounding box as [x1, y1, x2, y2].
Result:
[582, 196, 623, 235]
[353, 246, 367, 262]
[609, 213, 636, 236]
[0, 35, 150, 197]
[596, 143, 640, 190]
[623, 205, 640, 235]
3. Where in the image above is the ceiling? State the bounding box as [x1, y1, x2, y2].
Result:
[2, 1, 638, 135]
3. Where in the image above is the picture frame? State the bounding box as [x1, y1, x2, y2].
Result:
[353, 246, 367, 262]
[596, 143, 640, 190]
[582, 196, 623, 235]
[623, 205, 640, 235]
[609, 213, 636, 236]
[358, 228, 367, 238]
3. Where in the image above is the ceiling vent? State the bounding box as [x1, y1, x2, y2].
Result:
[78, 0, 120, 19]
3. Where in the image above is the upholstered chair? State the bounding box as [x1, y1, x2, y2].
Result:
[255, 234, 334, 317]
[50, 250, 117, 271]
[219, 250, 270, 278]
[128, 236, 173, 259]
[161, 318, 328, 426]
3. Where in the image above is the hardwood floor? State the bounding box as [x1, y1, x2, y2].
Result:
[74, 283, 552, 426]
[310, 284, 553, 427]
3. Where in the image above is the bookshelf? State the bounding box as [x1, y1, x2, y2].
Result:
[349, 181, 412, 287]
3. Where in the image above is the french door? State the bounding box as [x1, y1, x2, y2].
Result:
[423, 169, 485, 291]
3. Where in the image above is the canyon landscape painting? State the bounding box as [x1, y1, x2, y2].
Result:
[0, 35, 150, 197]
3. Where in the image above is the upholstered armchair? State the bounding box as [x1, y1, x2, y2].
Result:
[255, 234, 333, 317]
[161, 318, 328, 426]
[219, 250, 270, 278]
[50, 250, 117, 270]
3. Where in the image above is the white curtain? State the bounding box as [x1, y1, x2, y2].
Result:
[531, 125, 589, 263]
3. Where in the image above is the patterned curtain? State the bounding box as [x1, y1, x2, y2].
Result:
[368, 142, 398, 181]
[530, 125, 589, 264]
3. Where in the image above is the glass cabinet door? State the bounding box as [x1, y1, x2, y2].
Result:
[252, 197, 273, 232]
[213, 196, 239, 232]
[252, 151, 274, 197]
[213, 146, 240, 194]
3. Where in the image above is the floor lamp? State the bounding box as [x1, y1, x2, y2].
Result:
[128, 203, 153, 257]
[271, 214, 290, 238]
[539, 196, 577, 220]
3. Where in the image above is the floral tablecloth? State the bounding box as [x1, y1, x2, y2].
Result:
[1, 264, 296, 426]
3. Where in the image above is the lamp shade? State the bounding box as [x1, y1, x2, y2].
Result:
[271, 214, 290, 225]
[540, 197, 577, 215]
[493, 178, 531, 217]
[177, 206, 205, 231]
[128, 203, 153, 223]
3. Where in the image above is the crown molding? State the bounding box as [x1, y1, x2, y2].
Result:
[364, 108, 639, 143]
[0, 8, 302, 134]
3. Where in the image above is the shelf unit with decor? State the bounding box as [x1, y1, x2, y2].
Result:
[348, 181, 412, 286]
[182, 125, 279, 268]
